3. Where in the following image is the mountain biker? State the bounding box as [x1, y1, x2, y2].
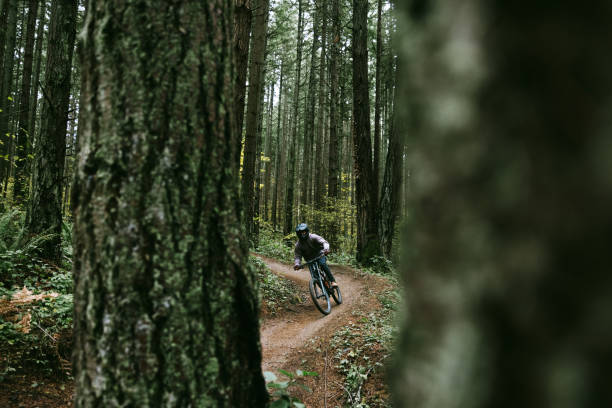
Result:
[293, 223, 338, 287]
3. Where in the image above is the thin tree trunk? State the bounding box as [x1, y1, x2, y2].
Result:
[233, 0, 252, 163]
[73, 1, 268, 406]
[242, 0, 269, 244]
[271, 60, 284, 229]
[373, 0, 383, 208]
[284, 0, 304, 234]
[302, 3, 319, 208]
[13, 0, 39, 204]
[352, 0, 379, 263]
[26, 0, 77, 261]
[0, 0, 17, 186]
[315, 1, 327, 206]
[327, 0, 339, 199]
[28, 0, 46, 144]
[264, 81, 274, 222]
[379, 62, 401, 258]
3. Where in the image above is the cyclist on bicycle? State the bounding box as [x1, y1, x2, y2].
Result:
[293, 223, 338, 287]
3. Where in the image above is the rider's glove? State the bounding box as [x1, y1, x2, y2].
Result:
[323, 249, 330, 255]
[293, 264, 300, 270]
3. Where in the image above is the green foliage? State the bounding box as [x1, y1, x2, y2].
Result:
[0, 209, 74, 381]
[255, 223, 294, 260]
[251, 255, 304, 316]
[0, 289, 73, 381]
[264, 369, 318, 408]
[330, 287, 400, 407]
[0, 210, 68, 289]
[299, 197, 356, 257]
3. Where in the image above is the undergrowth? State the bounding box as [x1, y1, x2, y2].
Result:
[251, 255, 304, 318]
[330, 286, 400, 407]
[0, 210, 74, 382]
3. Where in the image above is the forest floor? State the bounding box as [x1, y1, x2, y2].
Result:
[0, 256, 396, 407]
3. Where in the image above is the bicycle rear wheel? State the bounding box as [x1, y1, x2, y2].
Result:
[309, 279, 331, 315]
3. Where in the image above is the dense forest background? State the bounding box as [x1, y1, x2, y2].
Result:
[0, 0, 404, 264]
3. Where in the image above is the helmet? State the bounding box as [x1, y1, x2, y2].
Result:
[296, 223, 309, 241]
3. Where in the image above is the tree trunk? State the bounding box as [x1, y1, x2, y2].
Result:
[0, 0, 17, 186]
[233, 0, 252, 163]
[26, 0, 76, 261]
[284, 0, 304, 234]
[28, 0, 46, 143]
[352, 0, 379, 263]
[392, 1, 612, 406]
[263, 82, 274, 222]
[13, 0, 39, 204]
[271, 61, 284, 229]
[302, 3, 319, 208]
[373, 0, 383, 207]
[327, 0, 339, 199]
[73, 1, 268, 406]
[378, 61, 401, 258]
[242, 0, 269, 244]
[315, 0, 327, 206]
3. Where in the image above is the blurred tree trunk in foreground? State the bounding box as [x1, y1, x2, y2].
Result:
[73, 1, 267, 406]
[393, 1, 612, 407]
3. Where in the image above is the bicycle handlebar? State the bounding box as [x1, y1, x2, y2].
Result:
[298, 254, 325, 269]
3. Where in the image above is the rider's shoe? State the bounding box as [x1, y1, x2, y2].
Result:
[330, 282, 338, 288]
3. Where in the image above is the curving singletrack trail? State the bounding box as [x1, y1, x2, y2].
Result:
[257, 256, 367, 372]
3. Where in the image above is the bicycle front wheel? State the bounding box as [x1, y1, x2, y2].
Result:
[330, 284, 342, 305]
[309, 279, 331, 315]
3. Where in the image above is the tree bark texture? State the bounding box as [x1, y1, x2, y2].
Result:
[73, 1, 268, 406]
[13, 0, 39, 204]
[242, 0, 269, 243]
[284, 0, 304, 234]
[26, 0, 77, 261]
[352, 0, 378, 263]
[392, 1, 612, 407]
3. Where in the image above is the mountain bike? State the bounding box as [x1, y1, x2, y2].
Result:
[300, 255, 342, 315]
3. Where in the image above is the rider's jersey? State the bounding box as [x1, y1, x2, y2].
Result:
[294, 233, 330, 267]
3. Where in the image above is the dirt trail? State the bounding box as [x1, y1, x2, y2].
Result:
[258, 256, 367, 372]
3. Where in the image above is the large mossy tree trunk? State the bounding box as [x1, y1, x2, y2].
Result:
[73, 1, 268, 406]
[26, 0, 77, 261]
[393, 1, 612, 407]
